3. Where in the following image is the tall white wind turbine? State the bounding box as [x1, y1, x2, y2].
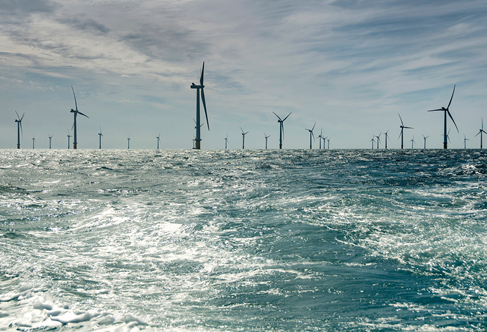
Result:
[427, 85, 459, 149]
[190, 62, 210, 150]
[273, 112, 291, 149]
[422, 135, 429, 149]
[305, 122, 316, 149]
[398, 113, 413, 149]
[48, 134, 53, 149]
[240, 127, 249, 149]
[475, 118, 487, 149]
[264, 133, 270, 149]
[70, 86, 89, 149]
[14, 111, 24, 149]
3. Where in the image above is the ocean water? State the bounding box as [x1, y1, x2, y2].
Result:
[0, 149, 486, 331]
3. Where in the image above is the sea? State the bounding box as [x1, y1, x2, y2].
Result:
[0, 149, 486, 331]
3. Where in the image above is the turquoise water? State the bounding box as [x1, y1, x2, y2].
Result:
[1, 149, 486, 330]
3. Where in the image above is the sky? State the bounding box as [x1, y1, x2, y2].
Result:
[1, 0, 487, 150]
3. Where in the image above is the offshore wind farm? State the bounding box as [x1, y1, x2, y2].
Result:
[2, 1, 487, 331]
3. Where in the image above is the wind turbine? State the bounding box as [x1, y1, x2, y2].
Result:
[190, 62, 210, 150]
[464, 134, 470, 149]
[156, 132, 160, 150]
[127, 136, 130, 149]
[273, 112, 291, 149]
[422, 135, 429, 149]
[305, 122, 316, 149]
[427, 85, 459, 149]
[99, 127, 103, 149]
[411, 136, 415, 149]
[317, 129, 324, 149]
[375, 132, 381, 149]
[240, 127, 249, 149]
[224, 134, 228, 149]
[327, 138, 330, 149]
[264, 133, 270, 149]
[398, 113, 413, 149]
[370, 136, 375, 149]
[475, 118, 487, 149]
[48, 134, 53, 149]
[67, 130, 71, 149]
[70, 86, 89, 149]
[384, 130, 390, 149]
[14, 111, 24, 149]
[32, 135, 35, 149]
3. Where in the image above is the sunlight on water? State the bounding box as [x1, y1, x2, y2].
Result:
[1, 149, 486, 330]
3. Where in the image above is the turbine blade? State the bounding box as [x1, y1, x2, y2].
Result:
[312, 122, 316, 131]
[283, 112, 292, 121]
[15, 111, 20, 120]
[71, 86, 78, 111]
[447, 85, 455, 109]
[78, 111, 89, 118]
[405, 126, 413, 129]
[476, 131, 481, 137]
[482, 118, 484, 131]
[447, 110, 459, 133]
[273, 112, 282, 120]
[427, 109, 443, 112]
[398, 113, 404, 126]
[240, 127, 244, 133]
[201, 88, 210, 130]
[200, 61, 205, 86]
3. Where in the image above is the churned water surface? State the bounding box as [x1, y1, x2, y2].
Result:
[0, 149, 486, 331]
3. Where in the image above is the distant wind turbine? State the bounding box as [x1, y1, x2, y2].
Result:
[273, 112, 291, 149]
[264, 133, 270, 149]
[156, 132, 160, 150]
[14, 111, 24, 149]
[464, 134, 469, 149]
[240, 127, 249, 149]
[67, 130, 71, 149]
[32, 135, 35, 149]
[475, 118, 487, 149]
[317, 129, 323, 149]
[411, 136, 415, 149]
[422, 135, 429, 149]
[327, 138, 330, 149]
[224, 134, 228, 150]
[99, 127, 103, 149]
[384, 130, 390, 149]
[190, 62, 209, 150]
[375, 132, 381, 149]
[70, 86, 89, 149]
[398, 113, 413, 149]
[48, 134, 53, 149]
[371, 136, 375, 149]
[427, 85, 459, 149]
[305, 122, 316, 149]
[322, 136, 327, 149]
[127, 136, 130, 149]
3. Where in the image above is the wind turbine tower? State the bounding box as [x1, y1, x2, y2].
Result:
[32, 136, 35, 149]
[156, 132, 160, 150]
[190, 62, 210, 150]
[422, 135, 429, 149]
[305, 122, 316, 149]
[375, 133, 381, 149]
[14, 111, 24, 149]
[240, 127, 249, 149]
[398, 113, 413, 149]
[70, 86, 89, 149]
[317, 129, 323, 149]
[67, 131, 71, 149]
[427, 85, 459, 149]
[464, 134, 469, 149]
[264, 133, 270, 149]
[48, 134, 53, 149]
[384, 130, 389, 149]
[411, 136, 415, 149]
[127, 136, 130, 149]
[99, 127, 103, 149]
[327, 138, 330, 149]
[224, 134, 228, 149]
[370, 136, 375, 149]
[273, 112, 291, 149]
[475, 118, 487, 149]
